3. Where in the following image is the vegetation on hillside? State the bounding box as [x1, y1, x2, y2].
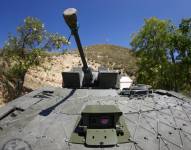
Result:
[131, 17, 191, 95]
[84, 44, 138, 77]
[0, 17, 68, 102]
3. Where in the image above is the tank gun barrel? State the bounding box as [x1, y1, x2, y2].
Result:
[63, 8, 89, 72]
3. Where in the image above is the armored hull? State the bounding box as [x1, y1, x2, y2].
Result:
[0, 87, 191, 150]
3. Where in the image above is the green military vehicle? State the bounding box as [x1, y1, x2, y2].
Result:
[0, 8, 191, 150]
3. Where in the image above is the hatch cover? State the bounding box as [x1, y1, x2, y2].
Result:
[70, 105, 130, 147]
[86, 129, 117, 146]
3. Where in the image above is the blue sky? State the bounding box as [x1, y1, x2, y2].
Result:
[0, 0, 191, 49]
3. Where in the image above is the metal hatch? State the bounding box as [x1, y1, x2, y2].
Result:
[70, 105, 130, 147]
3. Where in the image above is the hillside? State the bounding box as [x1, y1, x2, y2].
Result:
[84, 44, 137, 77]
[0, 44, 137, 105]
[24, 53, 100, 90]
[24, 44, 137, 89]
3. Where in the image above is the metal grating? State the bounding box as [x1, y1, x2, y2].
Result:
[120, 95, 191, 150]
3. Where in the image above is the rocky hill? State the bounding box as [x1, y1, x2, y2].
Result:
[24, 53, 100, 90]
[24, 44, 137, 89]
[84, 44, 137, 76]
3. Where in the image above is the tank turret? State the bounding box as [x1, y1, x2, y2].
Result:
[62, 8, 119, 89]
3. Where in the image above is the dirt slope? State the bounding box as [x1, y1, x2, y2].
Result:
[24, 53, 100, 90]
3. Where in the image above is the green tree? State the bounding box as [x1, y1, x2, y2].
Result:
[1, 17, 68, 101]
[131, 17, 172, 89]
[171, 18, 191, 92]
[131, 17, 191, 94]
